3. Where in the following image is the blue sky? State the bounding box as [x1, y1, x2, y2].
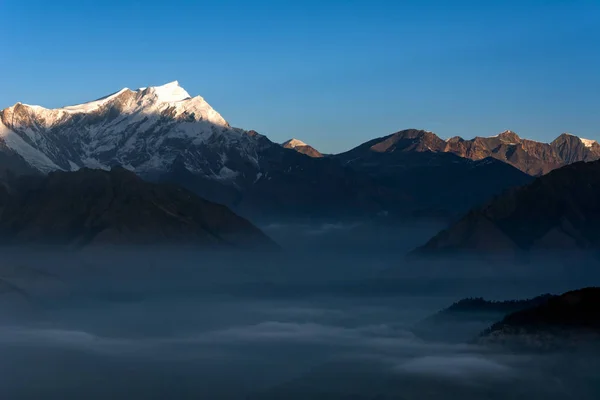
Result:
[1, 0, 599, 153]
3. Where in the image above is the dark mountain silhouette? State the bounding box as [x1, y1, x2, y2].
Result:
[479, 287, 600, 350]
[435, 294, 555, 315]
[0, 167, 275, 248]
[413, 294, 555, 342]
[413, 160, 600, 256]
[335, 134, 533, 218]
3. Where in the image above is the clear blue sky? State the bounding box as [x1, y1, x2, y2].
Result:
[2, 0, 599, 153]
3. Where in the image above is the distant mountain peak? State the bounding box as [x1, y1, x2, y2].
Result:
[361, 128, 599, 176]
[393, 129, 436, 137]
[282, 138, 307, 148]
[446, 136, 464, 143]
[367, 129, 446, 154]
[0, 81, 241, 174]
[553, 132, 577, 140]
[282, 138, 323, 158]
[8, 80, 216, 121]
[143, 80, 191, 103]
[497, 130, 521, 143]
[557, 132, 600, 148]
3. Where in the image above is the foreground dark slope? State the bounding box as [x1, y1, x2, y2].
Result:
[413, 160, 600, 256]
[479, 287, 600, 350]
[0, 167, 275, 248]
[413, 294, 555, 343]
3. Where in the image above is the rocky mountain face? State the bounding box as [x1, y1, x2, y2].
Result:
[346, 129, 600, 176]
[0, 167, 275, 248]
[281, 138, 323, 158]
[413, 160, 600, 256]
[478, 287, 600, 350]
[551, 133, 600, 164]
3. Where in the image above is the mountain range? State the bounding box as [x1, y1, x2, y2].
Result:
[328, 128, 600, 176]
[0, 82, 545, 221]
[1, 81, 597, 224]
[0, 82, 396, 220]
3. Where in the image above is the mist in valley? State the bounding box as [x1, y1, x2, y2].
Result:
[0, 221, 599, 399]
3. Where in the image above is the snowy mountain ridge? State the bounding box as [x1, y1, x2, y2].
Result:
[0, 81, 260, 177]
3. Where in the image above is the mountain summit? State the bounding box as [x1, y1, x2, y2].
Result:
[281, 138, 323, 158]
[0, 81, 238, 174]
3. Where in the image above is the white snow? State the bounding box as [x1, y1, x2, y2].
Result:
[218, 166, 239, 180]
[580, 138, 597, 148]
[0, 80, 257, 176]
[0, 122, 63, 173]
[149, 81, 191, 103]
[283, 138, 307, 148]
[14, 81, 228, 128]
[68, 160, 80, 171]
[59, 88, 130, 114]
[81, 157, 110, 170]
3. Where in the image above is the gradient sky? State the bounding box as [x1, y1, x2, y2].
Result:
[1, 0, 599, 153]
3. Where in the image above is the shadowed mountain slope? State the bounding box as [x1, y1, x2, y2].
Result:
[413, 160, 600, 256]
[0, 167, 275, 248]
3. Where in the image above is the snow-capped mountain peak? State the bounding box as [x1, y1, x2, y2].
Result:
[0, 81, 256, 176]
[59, 88, 132, 114]
[282, 138, 307, 148]
[145, 81, 191, 103]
